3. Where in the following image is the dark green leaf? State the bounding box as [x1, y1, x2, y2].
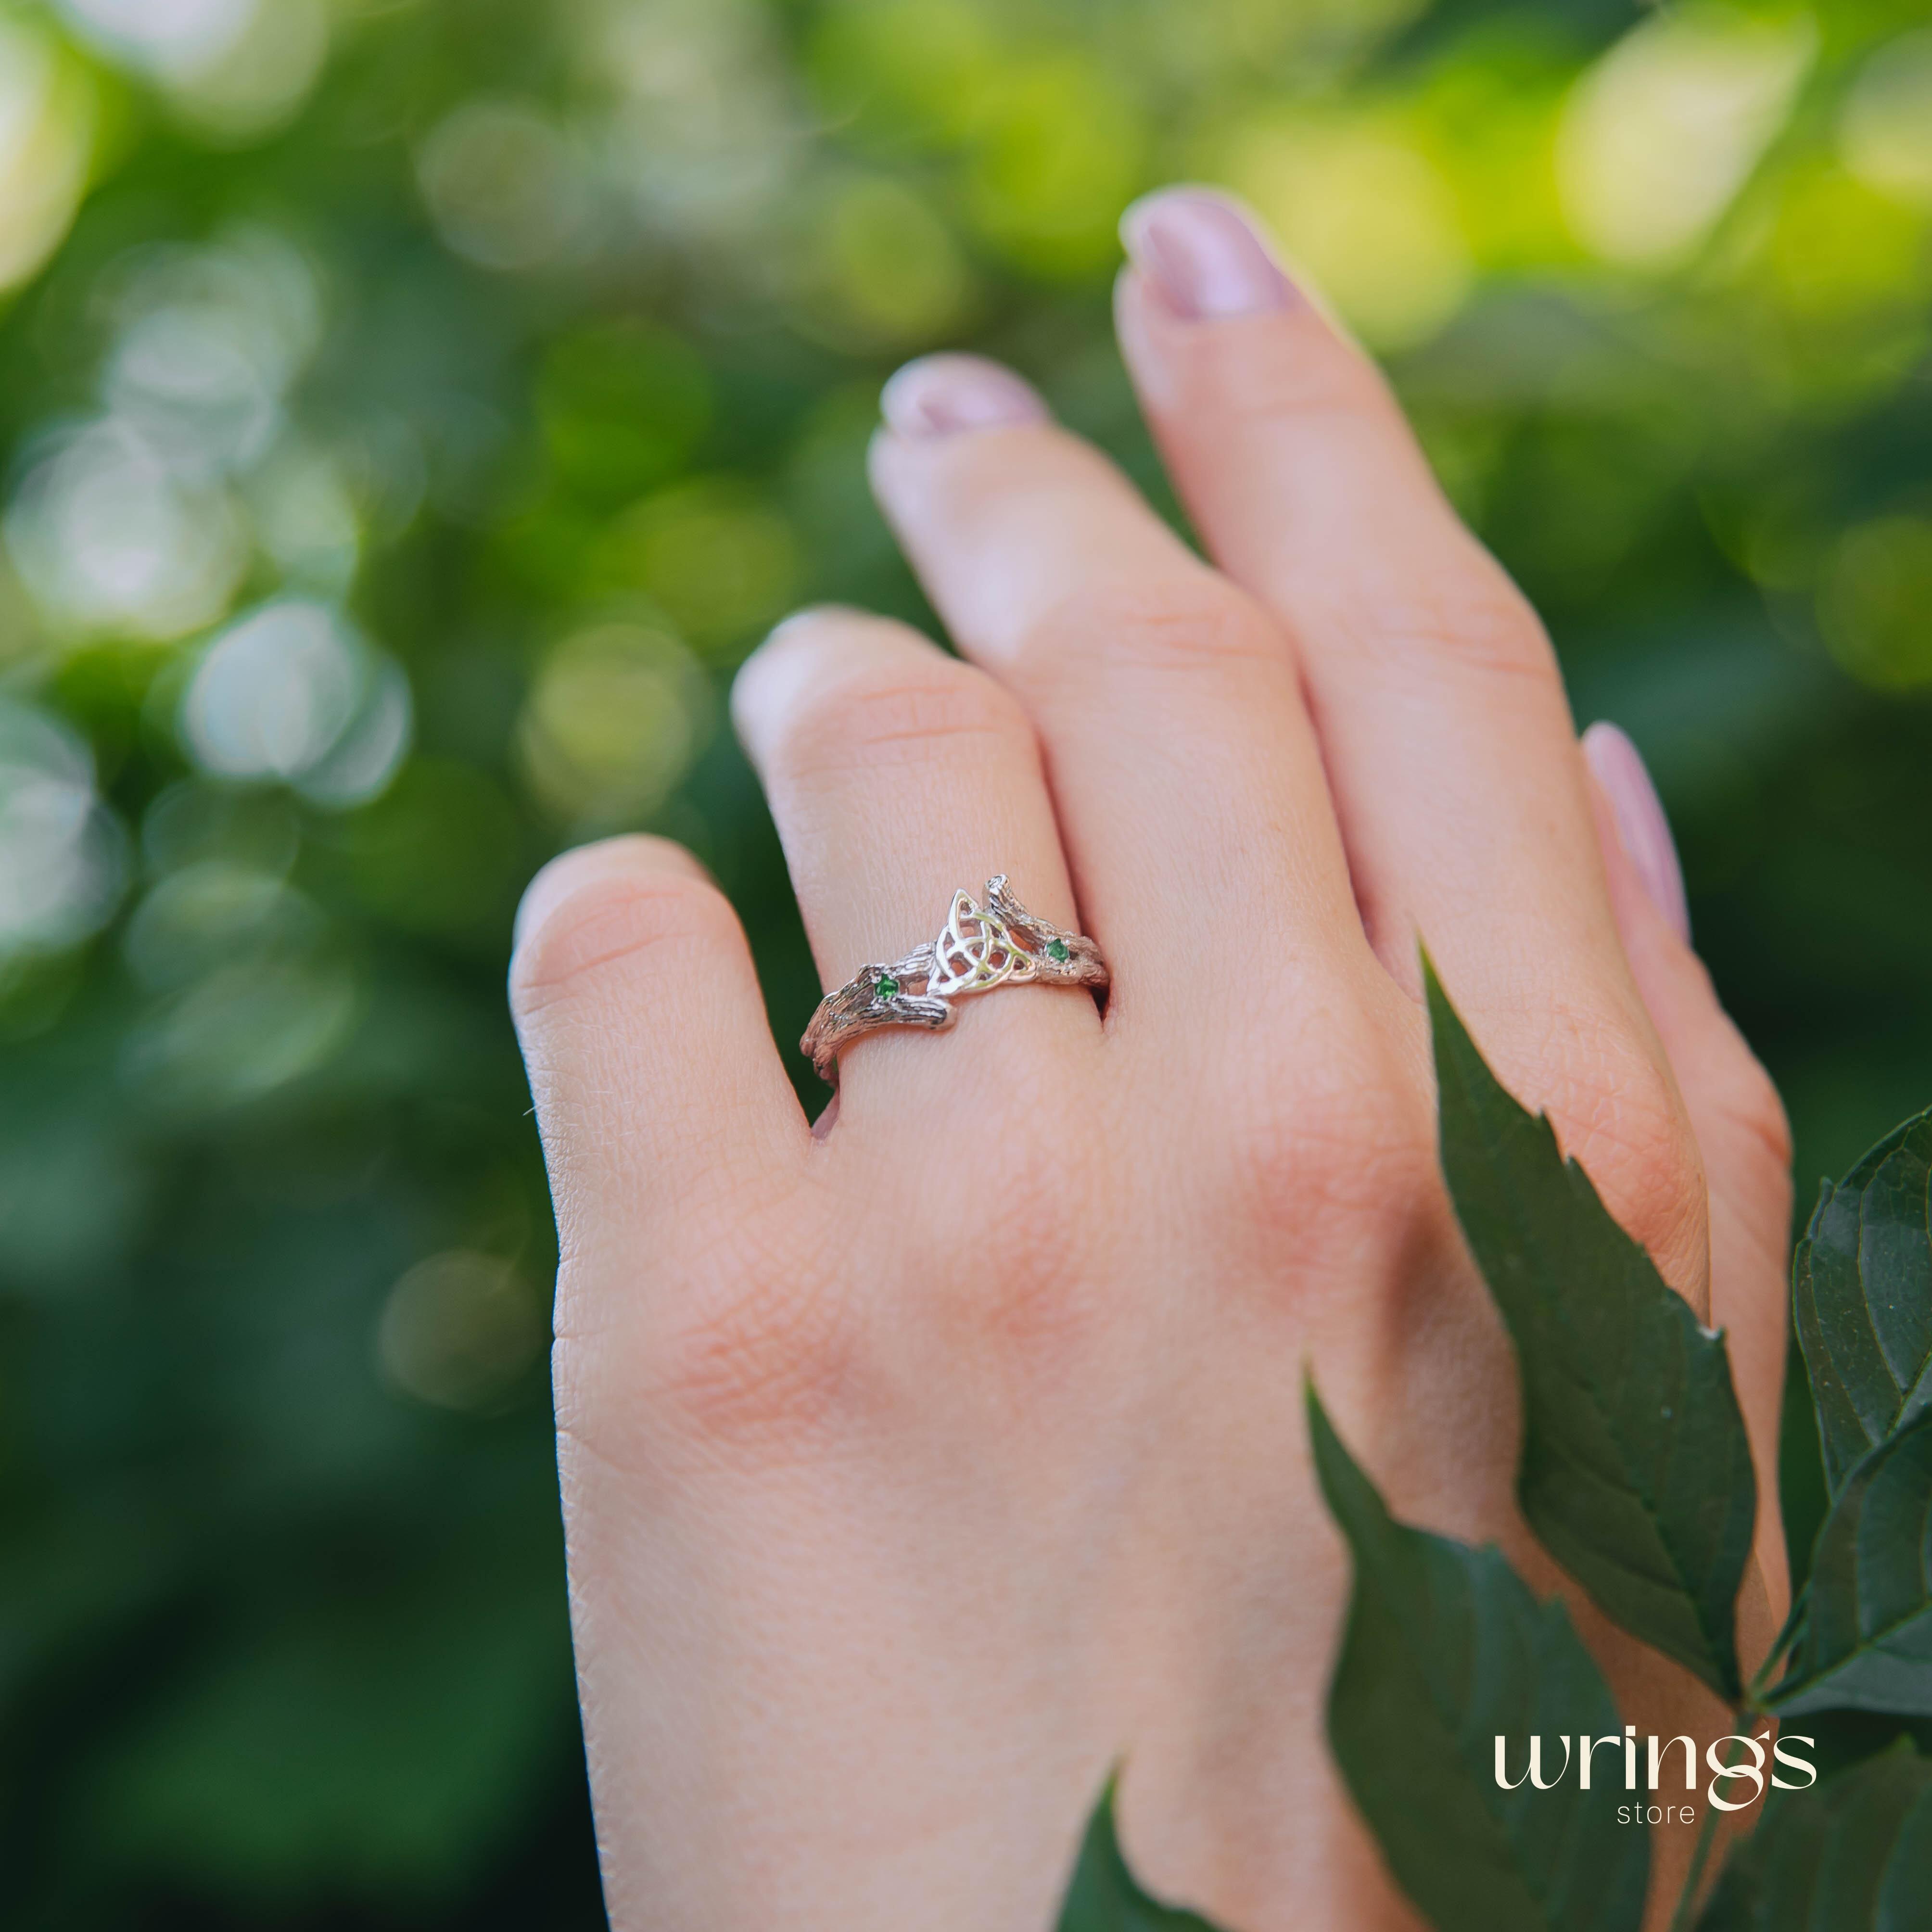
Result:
[1790, 1707, 1932, 1786]
[1426, 959, 1755, 1702]
[1794, 1109, 1932, 1493]
[1056, 1780, 1228, 1932]
[1309, 1385, 1649, 1932]
[1696, 1740, 1932, 1930]
[1768, 1409, 1932, 1717]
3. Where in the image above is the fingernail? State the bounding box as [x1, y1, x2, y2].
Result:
[760, 603, 863, 647]
[1583, 723, 1690, 944]
[514, 847, 595, 953]
[1121, 188, 1296, 321]
[513, 840, 713, 953]
[880, 355, 1049, 438]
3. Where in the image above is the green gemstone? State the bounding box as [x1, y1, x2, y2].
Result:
[876, 975, 900, 1000]
[1046, 938, 1070, 963]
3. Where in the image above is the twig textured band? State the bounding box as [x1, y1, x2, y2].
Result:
[801, 875, 1107, 1083]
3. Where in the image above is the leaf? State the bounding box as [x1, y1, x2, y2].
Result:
[1426, 959, 1756, 1703]
[1793, 1108, 1932, 1493]
[1309, 1385, 1649, 1932]
[1696, 1740, 1932, 1930]
[1056, 1780, 1229, 1932]
[1767, 1409, 1932, 1717]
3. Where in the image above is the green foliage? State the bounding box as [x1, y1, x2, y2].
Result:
[1286, 978, 1932, 1932]
[1426, 959, 1756, 1702]
[1309, 1387, 1649, 1932]
[1695, 1741, 1932, 1932]
[1762, 1107, 1932, 1720]
[1056, 1782, 1224, 1932]
[1767, 1409, 1932, 1716]
[1792, 1109, 1932, 1491]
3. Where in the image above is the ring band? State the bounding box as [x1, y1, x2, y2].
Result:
[801, 875, 1107, 1083]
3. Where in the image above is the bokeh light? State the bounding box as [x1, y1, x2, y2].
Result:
[120, 946, 360, 1105]
[787, 173, 976, 349]
[1841, 31, 1932, 210]
[591, 478, 799, 653]
[179, 598, 412, 806]
[1557, 8, 1815, 270]
[56, 0, 256, 74]
[1222, 113, 1472, 349]
[102, 228, 321, 477]
[4, 225, 328, 641]
[123, 859, 320, 992]
[0, 699, 125, 953]
[376, 1251, 546, 1414]
[0, 15, 93, 293]
[517, 621, 713, 824]
[417, 99, 598, 274]
[5, 416, 249, 639]
[594, 0, 800, 240]
[56, 0, 327, 137]
[961, 54, 1147, 278]
[1816, 516, 1932, 691]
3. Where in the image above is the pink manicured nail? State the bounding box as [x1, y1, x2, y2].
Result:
[880, 355, 1049, 438]
[1583, 722, 1691, 944]
[1121, 188, 1296, 321]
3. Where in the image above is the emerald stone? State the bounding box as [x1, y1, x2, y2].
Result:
[876, 975, 900, 999]
[1046, 939, 1070, 963]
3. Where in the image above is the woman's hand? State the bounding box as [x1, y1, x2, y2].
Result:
[509, 190, 1792, 1932]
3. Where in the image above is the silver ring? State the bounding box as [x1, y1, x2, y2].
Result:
[801, 875, 1107, 1084]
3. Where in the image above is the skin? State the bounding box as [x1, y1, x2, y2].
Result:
[509, 194, 1793, 1932]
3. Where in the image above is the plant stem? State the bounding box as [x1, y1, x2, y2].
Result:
[1666, 1723, 1750, 1932]
[1743, 1581, 1808, 1711]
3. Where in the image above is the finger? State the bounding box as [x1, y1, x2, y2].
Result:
[867, 355, 1367, 1034]
[1584, 724, 1793, 1611]
[1114, 187, 1608, 974]
[731, 607, 1094, 1114]
[510, 836, 808, 1254]
[1114, 188, 1705, 1291]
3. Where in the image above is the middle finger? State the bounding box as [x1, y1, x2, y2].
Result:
[868, 355, 1370, 1039]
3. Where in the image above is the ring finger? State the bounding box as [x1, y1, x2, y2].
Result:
[732, 606, 1095, 1122]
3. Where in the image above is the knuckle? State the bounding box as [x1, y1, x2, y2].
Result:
[1218, 1026, 1429, 1265]
[643, 1222, 856, 1451]
[1337, 550, 1556, 691]
[1541, 1011, 1708, 1279]
[1722, 1048, 1794, 1178]
[1701, 1021, 1795, 1203]
[769, 659, 1028, 784]
[1233, 333, 1398, 436]
[651, 1287, 851, 1449]
[919, 1135, 1106, 1378]
[1025, 572, 1281, 686]
[550, 1204, 858, 1466]
[1656, 953, 1793, 1189]
[510, 863, 738, 1016]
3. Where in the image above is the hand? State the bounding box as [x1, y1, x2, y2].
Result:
[509, 189, 1792, 1932]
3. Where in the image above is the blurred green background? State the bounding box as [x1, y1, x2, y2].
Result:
[3, 0, 1931, 1922]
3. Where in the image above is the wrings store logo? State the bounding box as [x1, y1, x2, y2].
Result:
[1495, 1729, 1817, 1823]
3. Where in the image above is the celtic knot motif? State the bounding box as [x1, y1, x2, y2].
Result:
[799, 874, 1107, 1084]
[925, 888, 1038, 998]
